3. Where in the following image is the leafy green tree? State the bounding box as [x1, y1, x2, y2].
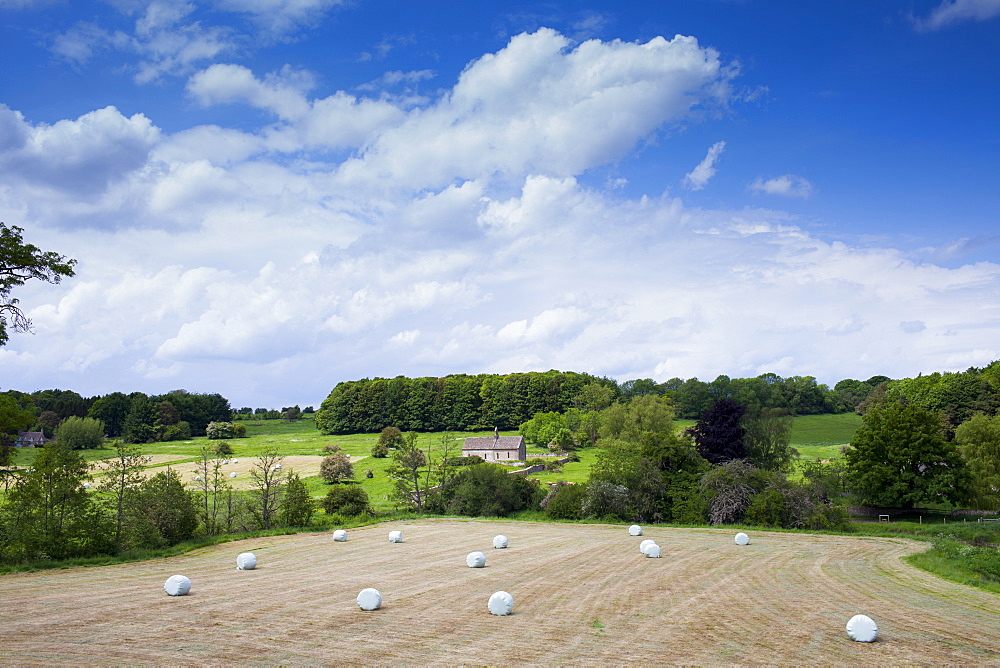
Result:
[33, 410, 61, 439]
[133, 469, 197, 547]
[690, 399, 747, 465]
[543, 482, 587, 519]
[96, 441, 146, 551]
[598, 394, 676, 443]
[0, 392, 36, 437]
[321, 485, 371, 516]
[0, 222, 76, 346]
[88, 392, 131, 437]
[742, 408, 797, 471]
[279, 472, 314, 527]
[428, 463, 540, 517]
[0, 443, 110, 562]
[55, 416, 105, 450]
[844, 401, 970, 509]
[319, 451, 354, 483]
[386, 432, 428, 511]
[122, 396, 157, 444]
[519, 411, 567, 447]
[956, 414, 1000, 510]
[249, 448, 286, 530]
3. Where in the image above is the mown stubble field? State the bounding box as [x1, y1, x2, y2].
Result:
[2, 520, 999, 665]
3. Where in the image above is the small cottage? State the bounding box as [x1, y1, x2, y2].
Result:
[15, 431, 46, 447]
[462, 435, 526, 462]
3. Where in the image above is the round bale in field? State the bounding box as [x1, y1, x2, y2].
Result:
[333, 529, 347, 542]
[357, 588, 382, 611]
[735, 532, 750, 546]
[639, 539, 656, 554]
[493, 534, 508, 549]
[643, 543, 661, 558]
[488, 590, 514, 616]
[466, 551, 486, 568]
[628, 525, 643, 536]
[388, 530, 403, 543]
[230, 472, 237, 478]
[236, 552, 257, 570]
[846, 614, 879, 642]
[163, 575, 191, 596]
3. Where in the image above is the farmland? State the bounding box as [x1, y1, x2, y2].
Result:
[2, 520, 999, 664]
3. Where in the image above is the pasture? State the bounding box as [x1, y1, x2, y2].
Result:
[2, 520, 998, 665]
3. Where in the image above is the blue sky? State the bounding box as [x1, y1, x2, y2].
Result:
[1, 0, 998, 408]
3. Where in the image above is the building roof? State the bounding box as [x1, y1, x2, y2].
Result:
[462, 436, 525, 451]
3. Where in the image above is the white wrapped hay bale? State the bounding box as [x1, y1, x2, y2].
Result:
[333, 529, 347, 542]
[735, 532, 750, 546]
[82, 482, 90, 489]
[232, 459, 238, 464]
[164, 575, 191, 596]
[628, 525, 643, 536]
[388, 530, 403, 543]
[229, 472, 237, 478]
[488, 590, 514, 616]
[643, 543, 661, 558]
[466, 551, 486, 568]
[846, 614, 878, 642]
[236, 552, 257, 570]
[639, 539, 656, 554]
[493, 535, 508, 549]
[357, 588, 382, 611]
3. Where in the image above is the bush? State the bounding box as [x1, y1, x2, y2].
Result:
[544, 483, 588, 520]
[321, 486, 371, 516]
[320, 451, 354, 483]
[214, 441, 234, 457]
[55, 416, 105, 450]
[428, 463, 541, 517]
[280, 473, 315, 527]
[160, 421, 191, 442]
[370, 441, 389, 458]
[581, 480, 631, 521]
[206, 422, 234, 439]
[232, 423, 246, 438]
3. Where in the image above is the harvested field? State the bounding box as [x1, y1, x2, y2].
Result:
[2, 520, 1000, 665]
[92, 455, 363, 490]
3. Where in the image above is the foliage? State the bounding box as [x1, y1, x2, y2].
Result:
[321, 485, 371, 516]
[121, 396, 158, 444]
[132, 469, 198, 547]
[385, 433, 429, 511]
[0, 222, 76, 346]
[742, 407, 797, 471]
[543, 483, 588, 519]
[844, 401, 970, 509]
[955, 413, 1000, 509]
[885, 364, 1000, 436]
[87, 393, 132, 438]
[95, 441, 145, 551]
[207, 421, 237, 439]
[581, 480, 631, 520]
[700, 459, 763, 525]
[690, 399, 747, 464]
[279, 472, 314, 527]
[0, 443, 110, 563]
[427, 463, 541, 517]
[0, 392, 39, 436]
[519, 411, 567, 447]
[55, 416, 105, 450]
[319, 451, 354, 483]
[214, 440, 234, 457]
[248, 448, 285, 530]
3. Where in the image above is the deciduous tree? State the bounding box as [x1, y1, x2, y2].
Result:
[0, 222, 76, 346]
[844, 401, 970, 509]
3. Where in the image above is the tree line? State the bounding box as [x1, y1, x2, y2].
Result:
[315, 370, 877, 435]
[0, 442, 314, 566]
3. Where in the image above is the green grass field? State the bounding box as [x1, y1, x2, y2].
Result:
[9, 412, 863, 512]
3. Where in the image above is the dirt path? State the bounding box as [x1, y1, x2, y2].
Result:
[2, 521, 999, 665]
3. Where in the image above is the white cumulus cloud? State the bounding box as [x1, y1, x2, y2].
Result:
[748, 174, 814, 198]
[683, 140, 726, 190]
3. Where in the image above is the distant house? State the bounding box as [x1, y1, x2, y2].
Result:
[462, 435, 526, 462]
[15, 431, 46, 447]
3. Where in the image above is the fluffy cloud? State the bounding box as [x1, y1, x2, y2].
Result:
[4, 27, 1000, 407]
[748, 174, 814, 198]
[683, 140, 726, 190]
[913, 0, 1000, 31]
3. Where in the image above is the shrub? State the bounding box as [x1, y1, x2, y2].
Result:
[214, 441, 234, 457]
[232, 423, 246, 438]
[321, 486, 371, 516]
[429, 463, 541, 517]
[581, 480, 631, 521]
[544, 483, 587, 520]
[370, 441, 389, 458]
[160, 421, 191, 442]
[320, 451, 354, 483]
[55, 416, 105, 450]
[206, 422, 234, 439]
[280, 473, 315, 527]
